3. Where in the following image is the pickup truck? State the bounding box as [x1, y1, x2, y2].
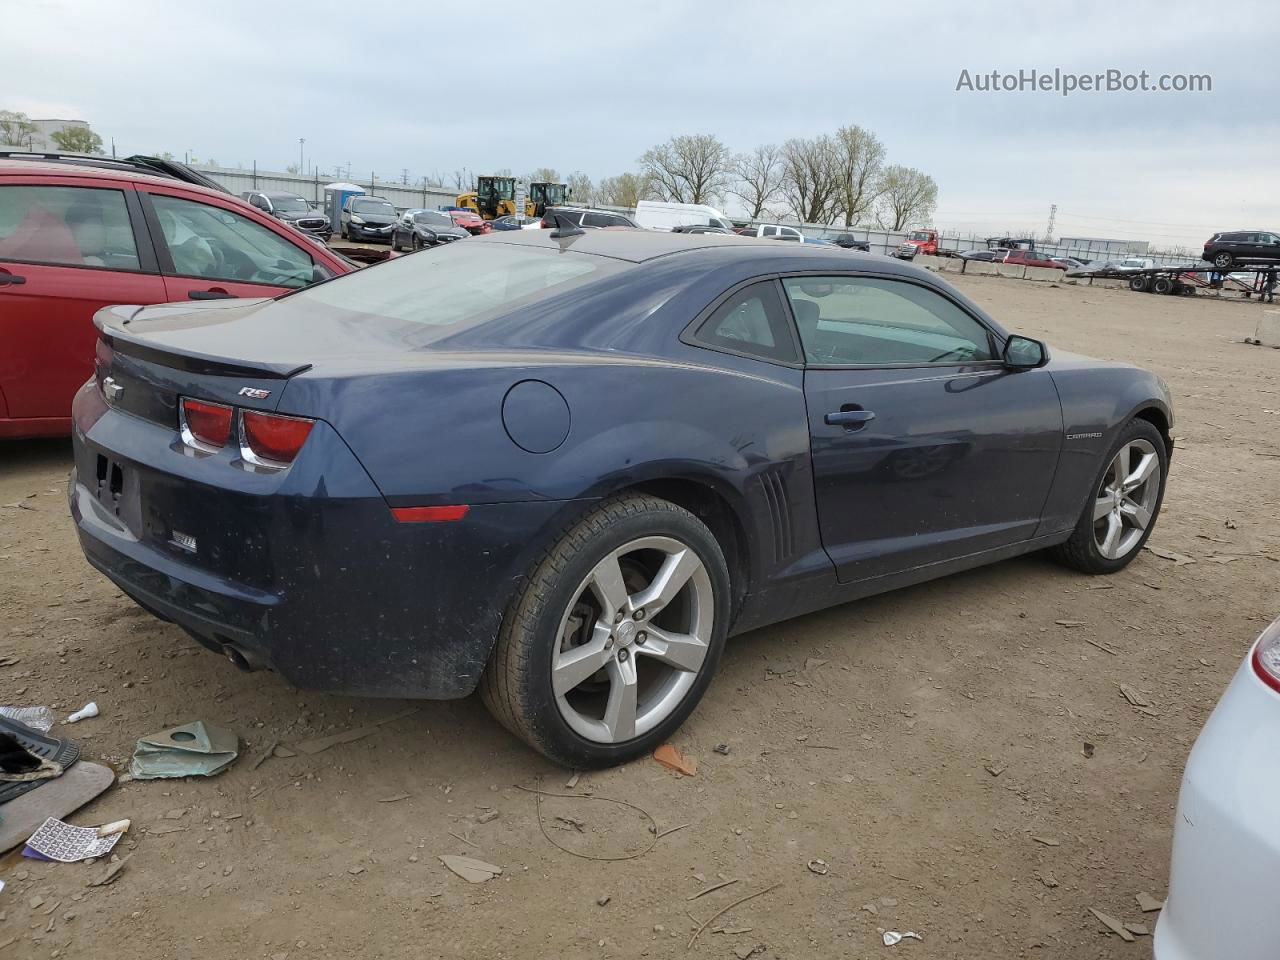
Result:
[893, 229, 956, 260]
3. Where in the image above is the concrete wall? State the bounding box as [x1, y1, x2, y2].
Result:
[996, 263, 1026, 280]
[1024, 266, 1062, 282]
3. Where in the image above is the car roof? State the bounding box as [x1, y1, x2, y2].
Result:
[0, 157, 233, 202]
[478, 226, 927, 266]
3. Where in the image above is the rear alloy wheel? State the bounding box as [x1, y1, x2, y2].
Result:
[1051, 419, 1167, 574]
[1213, 251, 1234, 270]
[480, 495, 729, 768]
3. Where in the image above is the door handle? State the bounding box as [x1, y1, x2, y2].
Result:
[0, 272, 27, 286]
[188, 288, 234, 300]
[825, 409, 876, 428]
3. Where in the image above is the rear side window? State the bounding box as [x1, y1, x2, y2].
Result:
[279, 241, 620, 334]
[0, 185, 139, 270]
[693, 281, 799, 364]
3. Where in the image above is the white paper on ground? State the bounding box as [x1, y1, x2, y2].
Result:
[26, 817, 123, 863]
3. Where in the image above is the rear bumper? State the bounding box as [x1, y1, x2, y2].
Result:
[1154, 648, 1280, 960]
[70, 382, 578, 698]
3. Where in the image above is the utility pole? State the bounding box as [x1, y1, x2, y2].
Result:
[1045, 203, 1058, 244]
[298, 137, 305, 174]
[402, 168, 409, 185]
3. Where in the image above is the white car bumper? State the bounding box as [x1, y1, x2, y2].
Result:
[1155, 627, 1280, 960]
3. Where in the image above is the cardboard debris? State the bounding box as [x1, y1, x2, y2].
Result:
[653, 744, 696, 776]
[1145, 546, 1196, 566]
[129, 721, 239, 780]
[439, 855, 502, 883]
[1119, 684, 1151, 707]
[1090, 908, 1135, 942]
[1136, 891, 1164, 912]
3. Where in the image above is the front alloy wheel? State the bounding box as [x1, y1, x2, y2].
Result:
[480, 495, 729, 768]
[1213, 251, 1233, 270]
[1092, 439, 1161, 560]
[1051, 418, 1168, 574]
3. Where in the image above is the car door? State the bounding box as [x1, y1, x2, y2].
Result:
[778, 227, 803, 242]
[138, 187, 327, 301]
[785, 273, 1062, 582]
[0, 177, 166, 425]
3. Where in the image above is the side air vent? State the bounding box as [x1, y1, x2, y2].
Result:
[757, 470, 795, 564]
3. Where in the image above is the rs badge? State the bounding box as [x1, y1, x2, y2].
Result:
[238, 387, 271, 399]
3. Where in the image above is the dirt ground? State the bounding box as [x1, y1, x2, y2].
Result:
[1, 274, 1277, 960]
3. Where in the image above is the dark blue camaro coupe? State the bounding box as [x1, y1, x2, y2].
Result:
[70, 228, 1173, 766]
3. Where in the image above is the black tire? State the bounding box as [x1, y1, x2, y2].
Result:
[1213, 251, 1234, 270]
[390, 233, 400, 252]
[412, 234, 423, 251]
[1153, 277, 1174, 295]
[1050, 418, 1168, 575]
[480, 494, 731, 768]
[1129, 275, 1150, 292]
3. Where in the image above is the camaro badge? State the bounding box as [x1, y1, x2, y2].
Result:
[238, 387, 271, 399]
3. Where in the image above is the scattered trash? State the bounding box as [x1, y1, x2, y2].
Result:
[1089, 907, 1135, 942]
[294, 708, 417, 755]
[0, 706, 54, 733]
[97, 819, 130, 837]
[1031, 836, 1060, 846]
[0, 656, 20, 667]
[1136, 892, 1164, 912]
[1125, 922, 1150, 936]
[806, 858, 829, 875]
[564, 772, 580, 789]
[145, 823, 187, 836]
[688, 878, 739, 900]
[653, 743, 697, 776]
[476, 809, 499, 824]
[883, 931, 923, 946]
[378, 793, 411, 803]
[1119, 684, 1151, 707]
[861, 902, 878, 915]
[596, 894, 610, 906]
[1054, 620, 1086, 628]
[1082, 742, 1095, 758]
[804, 658, 828, 672]
[516, 784, 660, 862]
[25, 817, 123, 863]
[272, 745, 297, 759]
[713, 744, 731, 755]
[251, 741, 278, 770]
[348, 866, 365, 875]
[87, 856, 129, 887]
[733, 944, 765, 959]
[129, 721, 239, 780]
[439, 855, 502, 883]
[713, 925, 754, 935]
[65, 703, 99, 724]
[687, 882, 781, 948]
[1145, 546, 1196, 566]
[1037, 872, 1059, 888]
[554, 815, 585, 833]
[984, 763, 1005, 777]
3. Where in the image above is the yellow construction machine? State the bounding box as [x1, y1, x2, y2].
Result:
[456, 175, 517, 220]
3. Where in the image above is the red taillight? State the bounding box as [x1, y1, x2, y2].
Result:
[391, 505, 470, 523]
[181, 398, 233, 448]
[540, 216, 552, 228]
[1250, 619, 1280, 694]
[241, 410, 314, 464]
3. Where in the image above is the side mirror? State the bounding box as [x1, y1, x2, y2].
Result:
[1003, 335, 1048, 369]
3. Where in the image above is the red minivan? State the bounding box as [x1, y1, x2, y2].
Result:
[0, 157, 355, 439]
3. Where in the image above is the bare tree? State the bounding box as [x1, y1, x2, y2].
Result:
[452, 168, 473, 192]
[638, 134, 731, 205]
[596, 172, 648, 208]
[780, 135, 839, 224]
[831, 125, 885, 226]
[0, 111, 37, 148]
[566, 171, 595, 205]
[874, 166, 938, 231]
[730, 144, 784, 219]
[529, 167, 560, 183]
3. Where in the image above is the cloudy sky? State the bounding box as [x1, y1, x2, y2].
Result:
[10, 0, 1277, 249]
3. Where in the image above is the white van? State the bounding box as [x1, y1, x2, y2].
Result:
[634, 200, 734, 232]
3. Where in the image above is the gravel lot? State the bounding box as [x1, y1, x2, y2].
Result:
[1, 273, 1276, 959]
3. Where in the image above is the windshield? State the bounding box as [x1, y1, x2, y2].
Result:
[415, 211, 453, 226]
[909, 231, 930, 242]
[352, 199, 394, 215]
[271, 196, 310, 213]
[284, 242, 623, 335]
